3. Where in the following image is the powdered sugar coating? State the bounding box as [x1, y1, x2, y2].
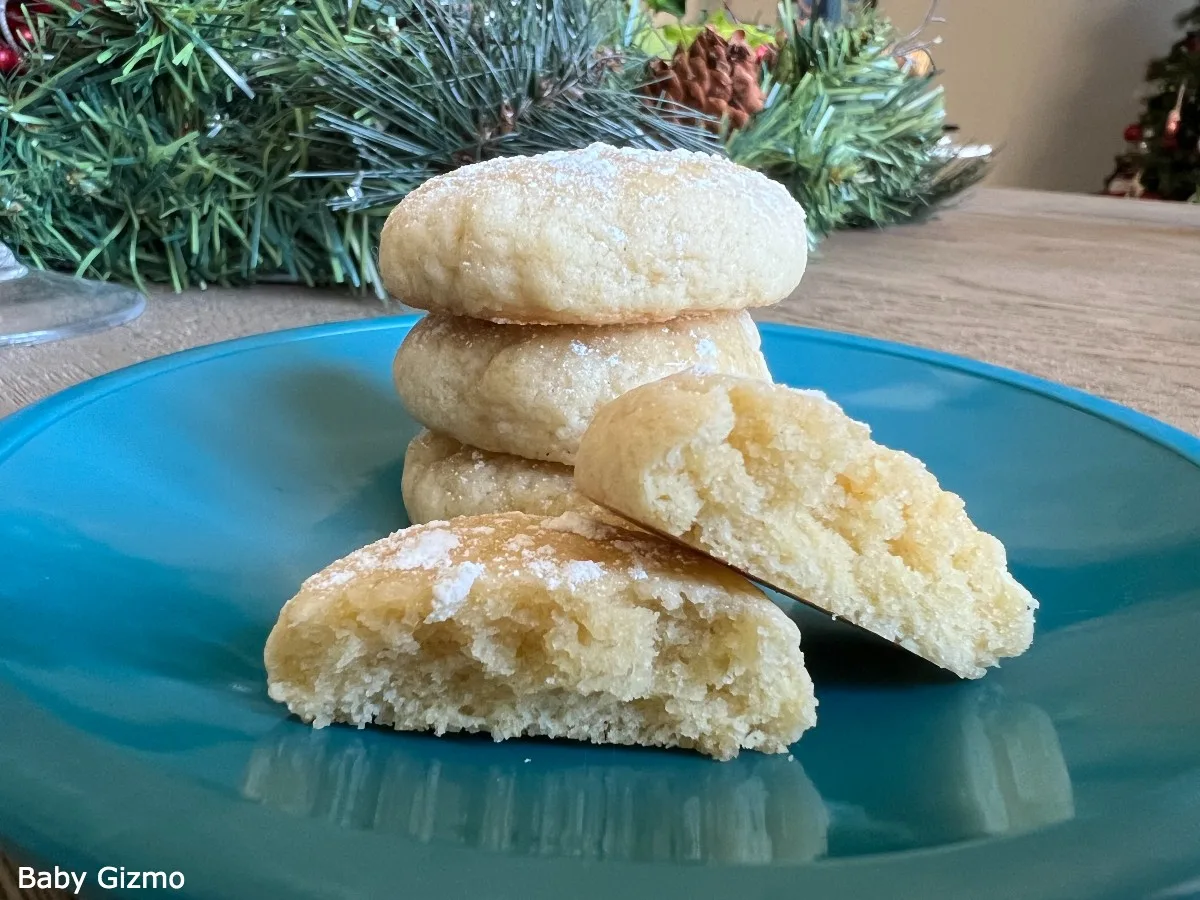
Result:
[427, 562, 485, 623]
[392, 529, 460, 570]
[393, 311, 770, 465]
[401, 430, 625, 526]
[379, 143, 808, 325]
[305, 569, 355, 590]
[265, 511, 816, 761]
[288, 512, 764, 625]
[564, 560, 605, 587]
[430, 144, 716, 201]
[545, 511, 621, 542]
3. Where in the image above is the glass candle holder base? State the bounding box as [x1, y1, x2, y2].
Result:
[0, 270, 146, 347]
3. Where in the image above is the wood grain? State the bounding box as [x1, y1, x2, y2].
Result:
[3, 189, 1197, 433]
[2, 187, 1198, 900]
[761, 189, 1200, 435]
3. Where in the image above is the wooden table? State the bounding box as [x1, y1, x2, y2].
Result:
[2, 187, 1199, 899]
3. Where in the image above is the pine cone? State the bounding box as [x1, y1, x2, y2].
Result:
[646, 26, 769, 133]
[897, 48, 934, 77]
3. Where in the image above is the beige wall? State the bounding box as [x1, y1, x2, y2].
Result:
[726, 0, 1193, 193]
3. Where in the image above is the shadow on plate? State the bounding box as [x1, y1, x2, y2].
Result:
[772, 591, 957, 686]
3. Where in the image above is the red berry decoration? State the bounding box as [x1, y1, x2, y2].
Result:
[1123, 123, 1143, 143]
[13, 23, 32, 43]
[0, 45, 20, 73]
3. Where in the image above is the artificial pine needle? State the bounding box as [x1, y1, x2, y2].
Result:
[0, 0, 984, 293]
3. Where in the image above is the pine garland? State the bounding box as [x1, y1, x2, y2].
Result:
[726, 2, 986, 243]
[0, 0, 986, 295]
[0, 0, 714, 294]
[279, 0, 717, 213]
[1, 0, 359, 291]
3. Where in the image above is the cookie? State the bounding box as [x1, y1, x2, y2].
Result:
[393, 311, 771, 465]
[402, 429, 616, 524]
[574, 373, 1037, 679]
[379, 143, 808, 325]
[264, 512, 816, 760]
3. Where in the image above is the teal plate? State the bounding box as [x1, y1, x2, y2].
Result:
[2, 318, 1199, 900]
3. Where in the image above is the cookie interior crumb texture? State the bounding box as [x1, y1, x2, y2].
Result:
[574, 373, 1037, 679]
[264, 512, 817, 760]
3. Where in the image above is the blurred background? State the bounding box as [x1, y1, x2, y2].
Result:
[2, 0, 1196, 340]
[720, 0, 1195, 193]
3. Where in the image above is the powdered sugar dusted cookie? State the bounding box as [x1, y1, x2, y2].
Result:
[264, 512, 816, 760]
[574, 372, 1038, 679]
[393, 311, 770, 464]
[402, 429, 620, 524]
[379, 143, 808, 324]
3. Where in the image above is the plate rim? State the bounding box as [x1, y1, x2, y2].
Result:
[3, 316, 1197, 469]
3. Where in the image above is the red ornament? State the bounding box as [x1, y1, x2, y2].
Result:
[1163, 133, 1179, 151]
[0, 45, 20, 73]
[12, 23, 32, 44]
[1123, 123, 1143, 142]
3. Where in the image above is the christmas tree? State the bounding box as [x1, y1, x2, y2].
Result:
[1106, 5, 1200, 201]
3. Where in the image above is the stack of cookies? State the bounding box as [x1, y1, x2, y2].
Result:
[262, 145, 1038, 764]
[378, 143, 810, 526]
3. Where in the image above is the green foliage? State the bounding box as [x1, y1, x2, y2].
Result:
[281, 0, 718, 216]
[0, 0, 715, 294]
[727, 1, 987, 245]
[642, 0, 685, 18]
[638, 9, 779, 59]
[0, 0, 985, 294]
[1, 1, 351, 291]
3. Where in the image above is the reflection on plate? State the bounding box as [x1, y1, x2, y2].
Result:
[242, 682, 1071, 865]
[242, 730, 828, 864]
[805, 684, 1075, 856]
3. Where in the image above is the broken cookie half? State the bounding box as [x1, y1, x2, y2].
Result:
[265, 512, 816, 760]
[574, 372, 1037, 679]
